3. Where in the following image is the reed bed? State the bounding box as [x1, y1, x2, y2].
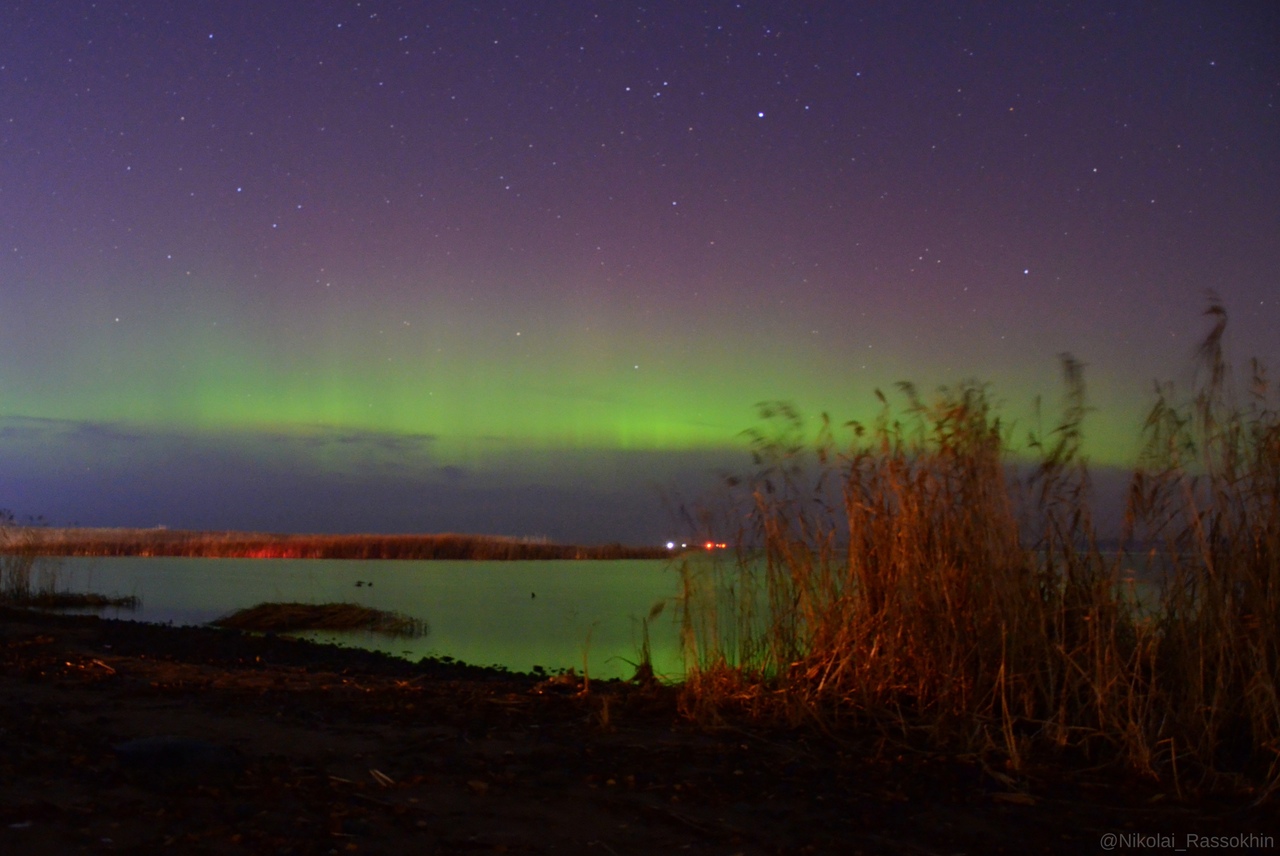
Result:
[0, 516, 60, 603]
[12, 529, 668, 561]
[678, 301, 1279, 795]
[0, 514, 140, 609]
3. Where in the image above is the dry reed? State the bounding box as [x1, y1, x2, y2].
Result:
[678, 299, 1279, 795]
[0, 513, 140, 609]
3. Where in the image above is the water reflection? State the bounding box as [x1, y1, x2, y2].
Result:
[53, 557, 683, 680]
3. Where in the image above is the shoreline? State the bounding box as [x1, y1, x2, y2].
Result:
[6, 526, 676, 561]
[1, 605, 1275, 854]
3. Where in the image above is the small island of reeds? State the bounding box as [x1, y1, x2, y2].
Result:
[212, 602, 427, 637]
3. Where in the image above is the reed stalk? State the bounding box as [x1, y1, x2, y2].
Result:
[678, 300, 1279, 794]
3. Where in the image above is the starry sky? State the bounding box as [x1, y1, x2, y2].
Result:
[1, 2, 1277, 543]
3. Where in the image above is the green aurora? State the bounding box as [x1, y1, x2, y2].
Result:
[2, 3, 1275, 540]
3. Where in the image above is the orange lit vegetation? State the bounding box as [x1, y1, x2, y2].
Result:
[677, 300, 1279, 796]
[13, 529, 672, 561]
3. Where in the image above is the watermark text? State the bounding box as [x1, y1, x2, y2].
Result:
[1100, 832, 1274, 851]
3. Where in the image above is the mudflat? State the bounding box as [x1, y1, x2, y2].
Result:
[1, 607, 1274, 855]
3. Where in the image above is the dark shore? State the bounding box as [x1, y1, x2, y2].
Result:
[1, 606, 1275, 855]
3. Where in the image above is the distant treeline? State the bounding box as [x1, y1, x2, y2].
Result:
[8, 528, 673, 561]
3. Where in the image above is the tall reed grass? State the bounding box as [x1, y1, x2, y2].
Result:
[0, 511, 60, 602]
[1, 512, 139, 609]
[677, 300, 1279, 794]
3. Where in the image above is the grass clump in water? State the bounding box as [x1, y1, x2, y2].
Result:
[1, 514, 139, 610]
[677, 299, 1279, 796]
[212, 602, 428, 638]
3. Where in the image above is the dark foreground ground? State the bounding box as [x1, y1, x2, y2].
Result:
[1, 607, 1275, 855]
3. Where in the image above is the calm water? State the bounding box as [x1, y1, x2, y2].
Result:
[51, 557, 684, 680]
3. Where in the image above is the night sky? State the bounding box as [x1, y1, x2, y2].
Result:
[2, 2, 1277, 543]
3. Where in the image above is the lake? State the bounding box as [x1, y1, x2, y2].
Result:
[49, 556, 685, 681]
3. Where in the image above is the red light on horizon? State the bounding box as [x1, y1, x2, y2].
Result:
[668, 540, 729, 551]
